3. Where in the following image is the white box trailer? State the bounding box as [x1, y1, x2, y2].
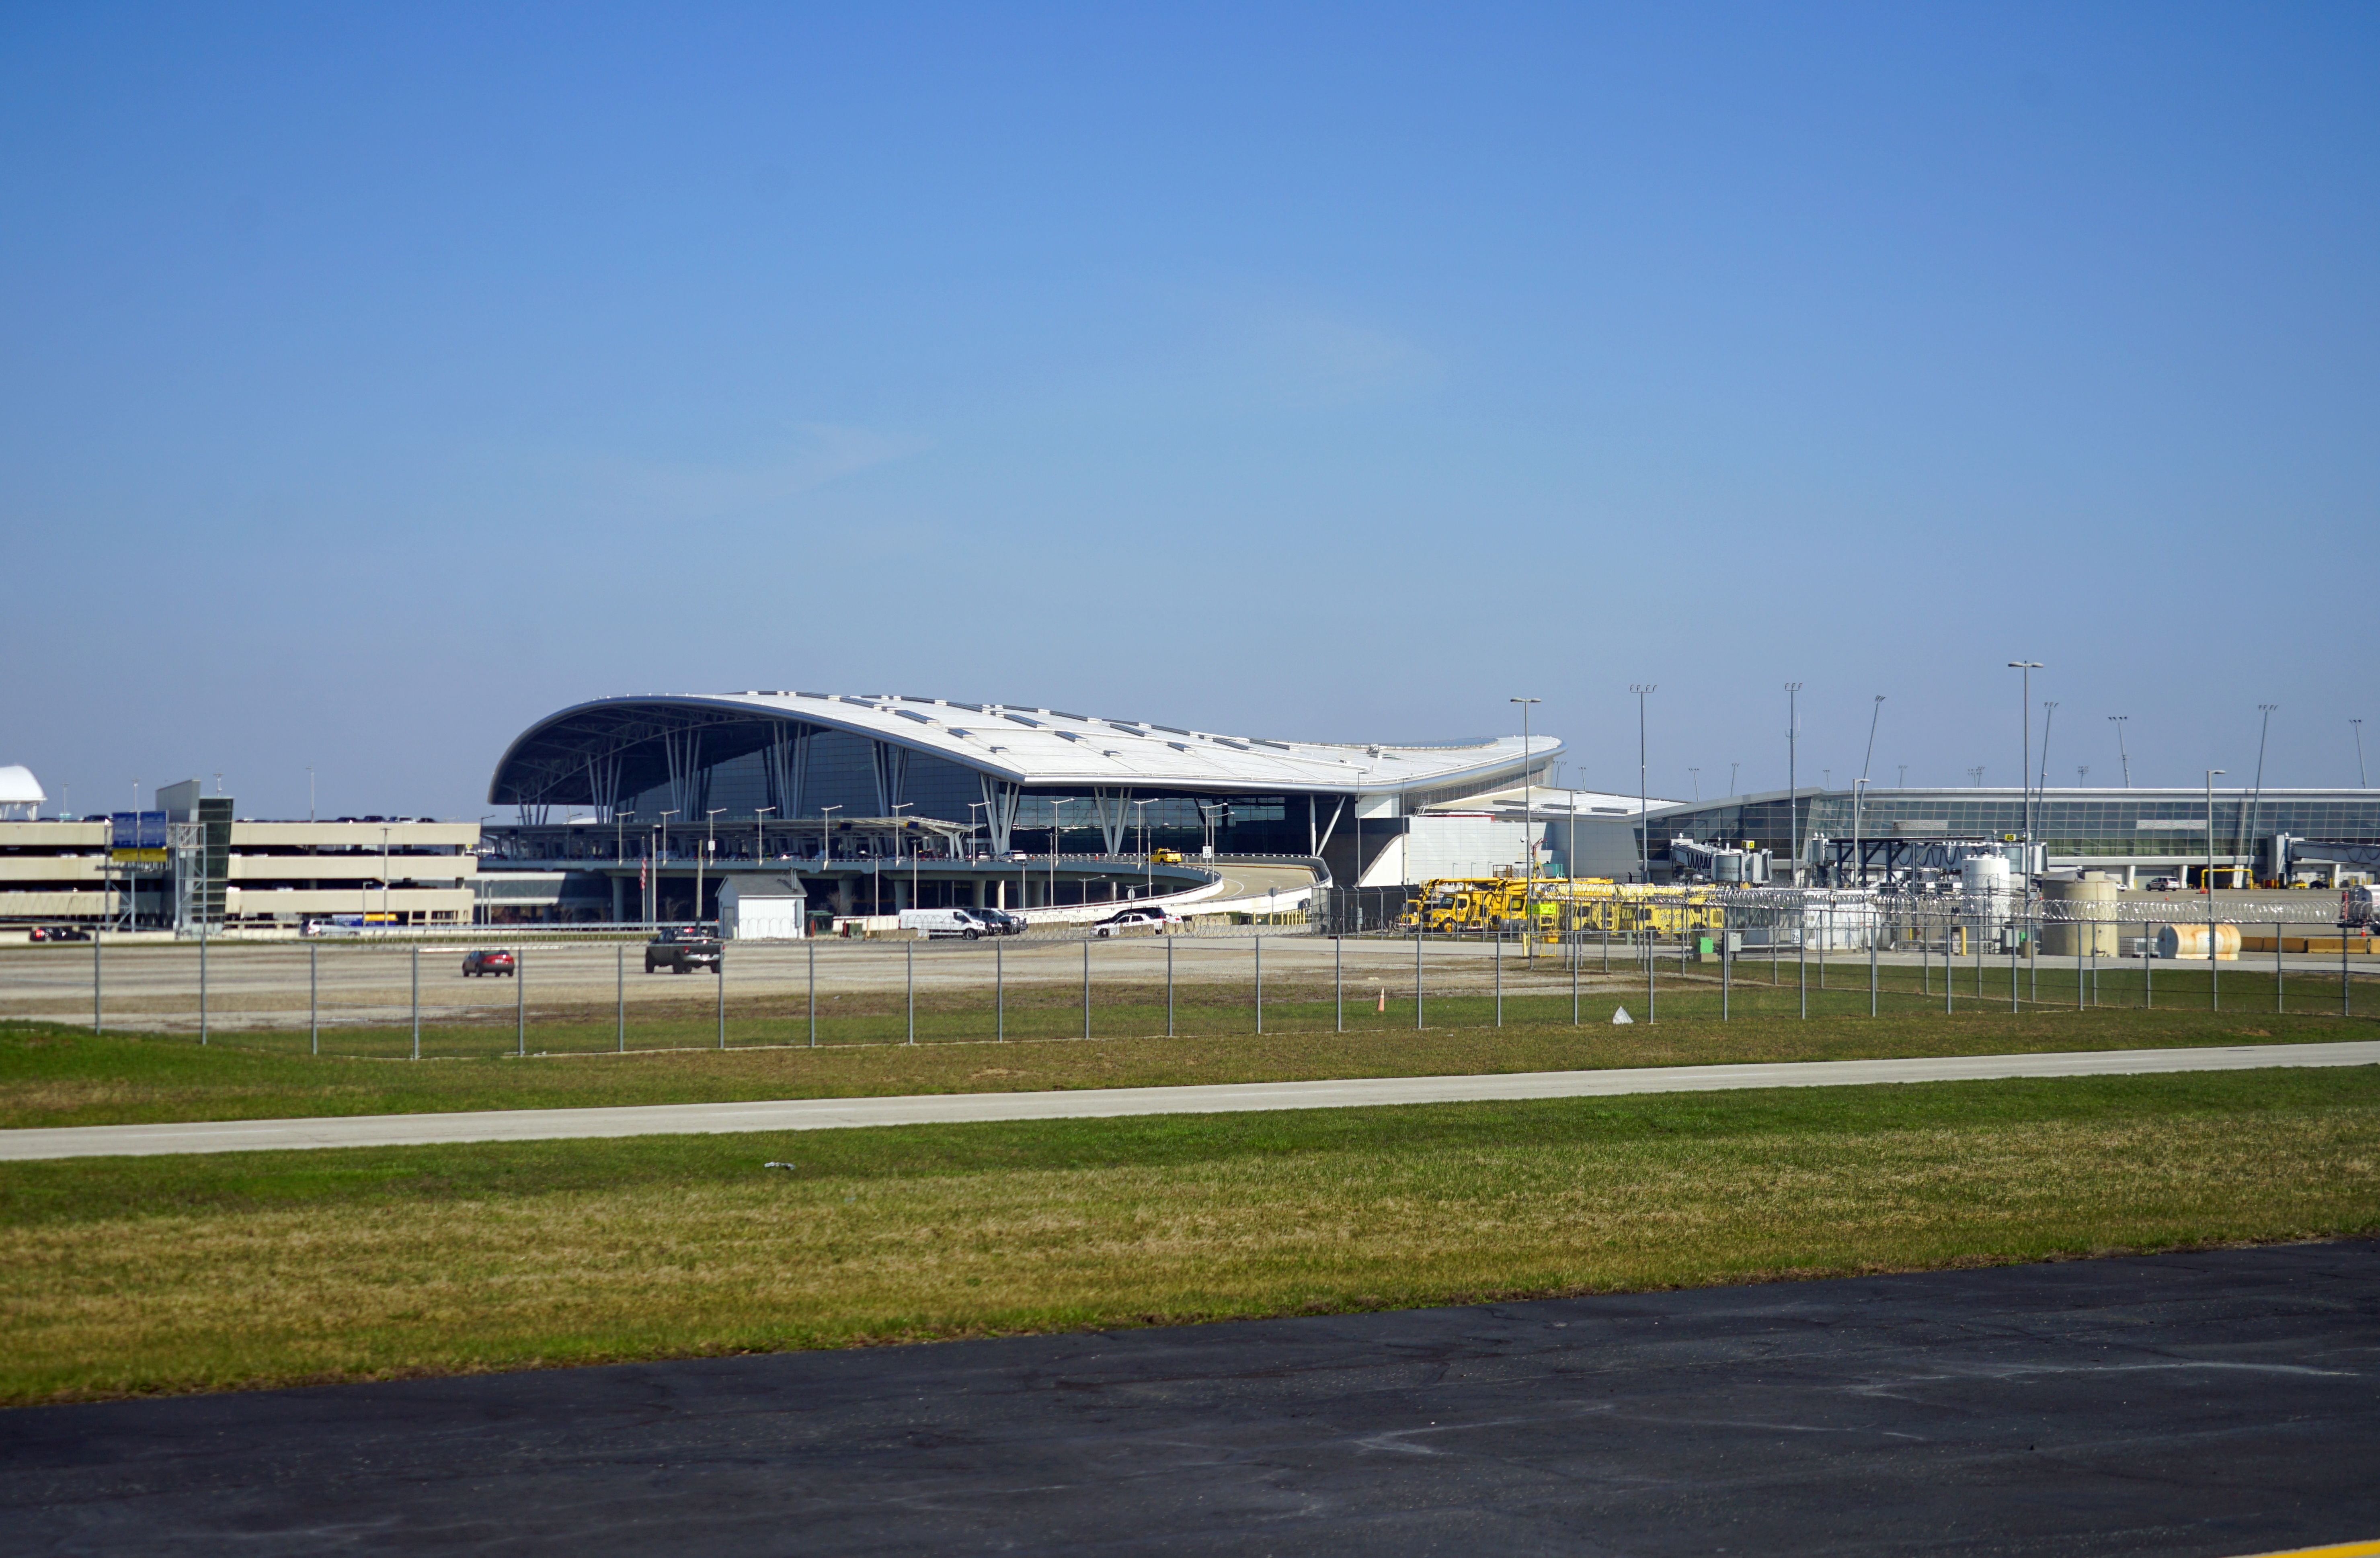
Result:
[718, 875, 808, 940]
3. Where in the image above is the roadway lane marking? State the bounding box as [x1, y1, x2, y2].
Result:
[1, 1040, 2374, 1162]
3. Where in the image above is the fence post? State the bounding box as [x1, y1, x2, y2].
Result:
[1647, 925, 1656, 1023]
[908, 941, 917, 1046]
[1869, 912, 1878, 1017]
[1945, 912, 1955, 1015]
[1572, 924, 1580, 1025]
[809, 938, 819, 1047]
[1721, 927, 1731, 1019]
[2009, 913, 2019, 1014]
[410, 945, 421, 1061]
[1494, 931, 1502, 1027]
[310, 943, 318, 1055]
[2146, 923, 2155, 1010]
[1162, 934, 1170, 1037]
[1254, 934, 1263, 1035]
[91, 932, 101, 1035]
[2276, 920, 2285, 1015]
[199, 925, 208, 1046]
[1335, 934, 1343, 1033]
[995, 938, 1004, 1042]
[516, 947, 525, 1057]
[2346, 917, 2354, 1019]
[1415, 921, 1424, 1030]
[2029, 906, 2039, 1003]
[1797, 907, 1807, 1019]
[616, 944, 625, 1052]
[719, 942, 728, 1049]
[1083, 938, 1092, 1041]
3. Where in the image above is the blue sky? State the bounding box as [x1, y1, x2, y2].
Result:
[4, 3, 2375, 818]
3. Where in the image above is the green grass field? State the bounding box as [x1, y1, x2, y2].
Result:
[1, 1002, 2367, 1128]
[3, 1066, 2375, 1404]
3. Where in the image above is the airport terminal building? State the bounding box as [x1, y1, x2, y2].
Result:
[481, 691, 1565, 922]
[1634, 785, 2380, 886]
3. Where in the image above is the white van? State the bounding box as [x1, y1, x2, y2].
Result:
[898, 908, 999, 940]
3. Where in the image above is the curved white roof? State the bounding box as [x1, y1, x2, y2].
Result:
[491, 691, 1558, 806]
[0, 765, 44, 806]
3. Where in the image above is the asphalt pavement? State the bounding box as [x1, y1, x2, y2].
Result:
[5, 1039, 2376, 1160]
[4, 1241, 2375, 1556]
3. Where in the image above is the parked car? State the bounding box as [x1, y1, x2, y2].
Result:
[968, 907, 1026, 936]
[645, 927, 723, 974]
[1092, 906, 1175, 937]
[29, 925, 92, 942]
[461, 949, 516, 978]
[898, 908, 1005, 940]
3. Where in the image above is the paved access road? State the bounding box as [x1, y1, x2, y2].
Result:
[4, 1039, 2374, 1160]
[5, 1242, 2374, 1556]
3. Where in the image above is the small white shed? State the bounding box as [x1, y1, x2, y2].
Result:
[718, 874, 809, 940]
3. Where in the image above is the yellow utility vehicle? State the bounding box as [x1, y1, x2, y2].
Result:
[1402, 876, 1726, 941]
[1148, 847, 1186, 865]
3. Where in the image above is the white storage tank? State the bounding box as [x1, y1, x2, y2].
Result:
[1960, 853, 2011, 929]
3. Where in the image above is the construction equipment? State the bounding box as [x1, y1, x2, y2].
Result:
[1401, 877, 1724, 941]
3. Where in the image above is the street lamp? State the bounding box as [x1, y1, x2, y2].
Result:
[1131, 798, 1154, 898]
[1853, 695, 1884, 887]
[655, 810, 679, 924]
[1048, 798, 1073, 914]
[2204, 771, 2224, 894]
[700, 808, 725, 927]
[818, 804, 841, 866]
[1784, 683, 1803, 886]
[1851, 777, 1868, 888]
[2355, 719, 2368, 788]
[966, 801, 988, 863]
[2008, 661, 2043, 848]
[2245, 704, 2278, 881]
[2109, 716, 2132, 788]
[754, 806, 774, 864]
[1629, 686, 1655, 884]
[1512, 696, 1541, 945]
[892, 802, 916, 911]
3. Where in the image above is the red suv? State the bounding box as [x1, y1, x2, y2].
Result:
[461, 949, 516, 978]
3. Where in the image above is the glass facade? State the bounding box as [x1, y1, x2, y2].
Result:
[1646, 789, 2380, 867]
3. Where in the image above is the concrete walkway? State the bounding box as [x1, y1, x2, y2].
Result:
[5, 1041, 2374, 1162]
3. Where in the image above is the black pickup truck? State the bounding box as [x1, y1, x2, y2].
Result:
[644, 927, 723, 974]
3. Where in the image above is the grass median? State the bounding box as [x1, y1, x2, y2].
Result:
[2, 1066, 2376, 1404]
[2, 1007, 2371, 1129]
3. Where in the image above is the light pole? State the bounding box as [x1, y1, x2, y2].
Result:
[818, 804, 841, 867]
[1853, 695, 1884, 886]
[2076, 765, 2089, 785]
[2354, 719, 2368, 788]
[1784, 683, 1802, 886]
[2008, 661, 2042, 848]
[754, 806, 774, 864]
[1688, 767, 1699, 802]
[701, 808, 725, 927]
[2204, 770, 2225, 894]
[967, 801, 988, 863]
[656, 810, 679, 923]
[1513, 697, 1541, 938]
[2109, 716, 2131, 788]
[1630, 687, 1655, 884]
[1048, 799, 1073, 913]
[1851, 777, 1868, 887]
[1132, 798, 1154, 898]
[1729, 762, 1739, 797]
[379, 824, 390, 925]
[2245, 704, 2278, 882]
[892, 802, 917, 910]
[307, 767, 315, 823]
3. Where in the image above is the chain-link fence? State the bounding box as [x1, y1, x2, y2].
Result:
[4, 884, 2373, 1056]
